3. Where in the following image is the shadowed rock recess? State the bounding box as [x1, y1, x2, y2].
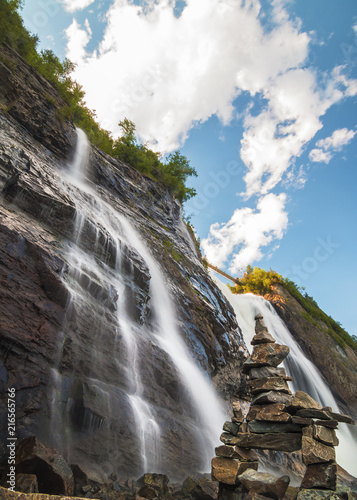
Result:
[0, 44, 249, 483]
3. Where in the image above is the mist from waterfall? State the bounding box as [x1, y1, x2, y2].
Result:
[212, 273, 357, 476]
[51, 129, 225, 474]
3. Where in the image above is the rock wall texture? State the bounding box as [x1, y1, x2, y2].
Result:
[266, 284, 357, 418]
[0, 44, 249, 483]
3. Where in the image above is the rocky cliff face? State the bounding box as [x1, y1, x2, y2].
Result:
[0, 45, 249, 482]
[266, 284, 357, 419]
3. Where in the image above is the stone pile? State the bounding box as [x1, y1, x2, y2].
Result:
[211, 314, 356, 499]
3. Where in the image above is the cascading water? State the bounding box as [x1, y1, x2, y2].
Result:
[212, 273, 357, 476]
[49, 129, 225, 476]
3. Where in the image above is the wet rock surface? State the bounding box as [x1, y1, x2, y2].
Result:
[0, 45, 249, 481]
[211, 315, 356, 500]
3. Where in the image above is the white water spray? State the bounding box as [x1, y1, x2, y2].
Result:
[119, 217, 226, 470]
[54, 129, 225, 473]
[212, 274, 357, 476]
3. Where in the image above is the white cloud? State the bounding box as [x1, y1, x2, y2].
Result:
[65, 0, 310, 152]
[309, 128, 356, 164]
[65, 19, 92, 64]
[308, 149, 332, 164]
[201, 193, 288, 273]
[61, 0, 95, 13]
[64, 0, 357, 270]
[316, 128, 356, 150]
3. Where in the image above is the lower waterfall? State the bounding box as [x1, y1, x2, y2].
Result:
[212, 274, 357, 476]
[49, 129, 225, 477]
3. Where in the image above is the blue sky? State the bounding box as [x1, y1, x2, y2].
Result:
[21, 0, 357, 336]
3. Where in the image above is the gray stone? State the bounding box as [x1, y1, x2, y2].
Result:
[251, 331, 276, 345]
[251, 391, 292, 405]
[237, 469, 290, 500]
[243, 344, 290, 374]
[287, 391, 322, 412]
[296, 489, 349, 500]
[301, 462, 337, 490]
[223, 421, 240, 436]
[248, 377, 291, 394]
[313, 425, 339, 446]
[297, 409, 334, 421]
[15, 474, 39, 493]
[248, 366, 288, 380]
[15, 436, 74, 496]
[248, 420, 302, 434]
[247, 403, 290, 422]
[231, 432, 302, 452]
[302, 436, 336, 465]
[232, 401, 244, 423]
[220, 433, 241, 445]
[211, 457, 258, 485]
[215, 445, 259, 462]
[330, 412, 355, 425]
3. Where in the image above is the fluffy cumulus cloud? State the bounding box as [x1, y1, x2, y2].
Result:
[309, 128, 356, 164]
[201, 193, 288, 273]
[64, 0, 357, 269]
[65, 19, 92, 64]
[61, 0, 95, 13]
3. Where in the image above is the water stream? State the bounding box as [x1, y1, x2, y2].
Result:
[212, 274, 357, 476]
[50, 129, 225, 474]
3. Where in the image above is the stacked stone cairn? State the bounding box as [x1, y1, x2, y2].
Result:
[211, 314, 356, 499]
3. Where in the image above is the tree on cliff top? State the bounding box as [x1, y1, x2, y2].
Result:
[113, 119, 197, 203]
[229, 265, 357, 352]
[0, 0, 197, 204]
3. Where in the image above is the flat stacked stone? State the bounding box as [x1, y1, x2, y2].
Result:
[212, 313, 356, 499]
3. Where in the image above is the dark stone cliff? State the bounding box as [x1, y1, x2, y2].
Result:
[0, 45, 249, 482]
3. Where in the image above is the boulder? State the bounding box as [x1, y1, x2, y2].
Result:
[15, 436, 74, 496]
[229, 432, 302, 452]
[182, 477, 219, 500]
[296, 489, 348, 499]
[232, 401, 244, 423]
[15, 474, 39, 493]
[247, 403, 290, 423]
[243, 344, 290, 373]
[215, 445, 259, 462]
[251, 391, 292, 405]
[314, 420, 338, 429]
[138, 484, 160, 499]
[248, 420, 302, 434]
[296, 409, 334, 421]
[137, 474, 169, 497]
[254, 403, 291, 423]
[329, 412, 355, 425]
[301, 462, 337, 490]
[0, 487, 94, 500]
[223, 421, 241, 436]
[220, 432, 241, 445]
[211, 457, 258, 485]
[313, 425, 339, 447]
[251, 331, 276, 345]
[287, 391, 322, 412]
[248, 377, 291, 395]
[291, 416, 313, 426]
[237, 469, 290, 500]
[302, 436, 336, 465]
[248, 367, 288, 380]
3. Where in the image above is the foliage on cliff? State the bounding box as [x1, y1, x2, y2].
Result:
[0, 0, 197, 203]
[230, 265, 357, 352]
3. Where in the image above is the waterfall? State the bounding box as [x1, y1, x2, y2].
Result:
[118, 217, 226, 469]
[50, 129, 225, 475]
[212, 274, 357, 476]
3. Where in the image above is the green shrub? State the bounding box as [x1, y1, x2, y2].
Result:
[0, 0, 197, 203]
